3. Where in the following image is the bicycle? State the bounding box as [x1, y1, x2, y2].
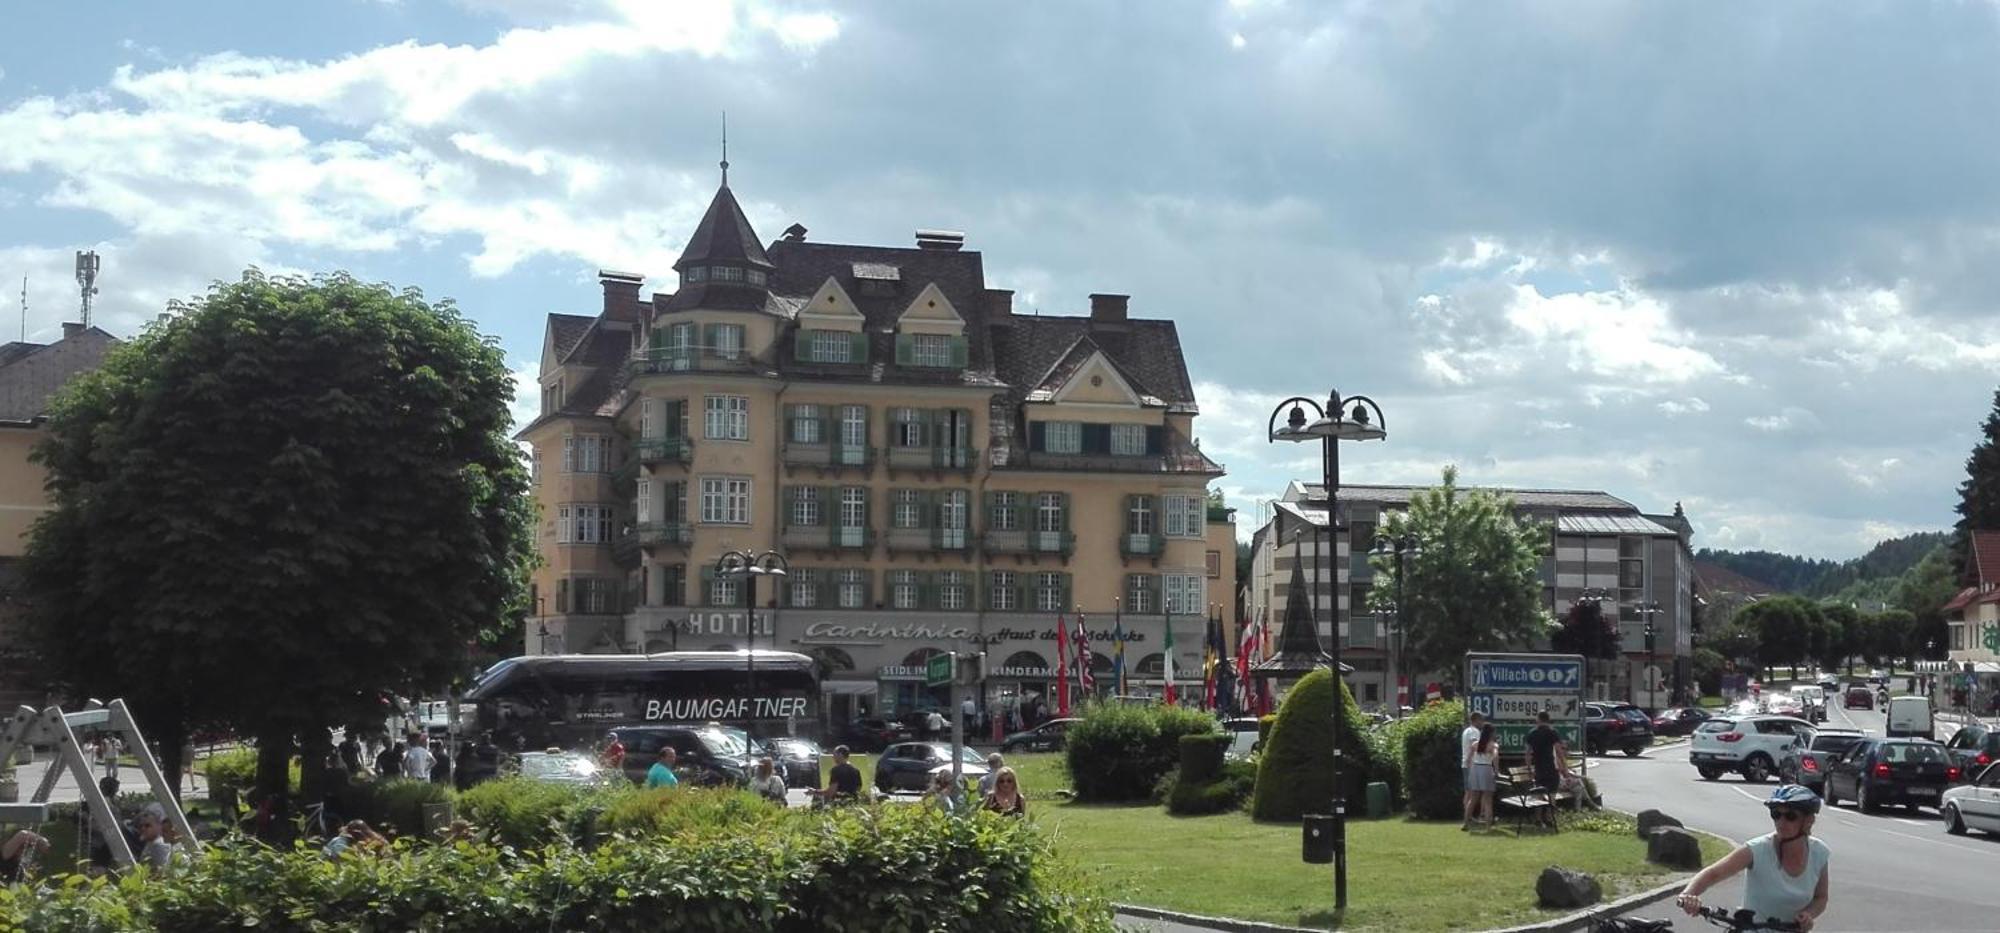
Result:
[1591, 905, 1803, 932]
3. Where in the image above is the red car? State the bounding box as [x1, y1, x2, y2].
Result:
[1845, 686, 1874, 710]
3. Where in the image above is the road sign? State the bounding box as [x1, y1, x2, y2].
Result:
[1467, 655, 1584, 692]
[1469, 692, 1581, 722]
[926, 652, 954, 688]
[1491, 722, 1582, 754]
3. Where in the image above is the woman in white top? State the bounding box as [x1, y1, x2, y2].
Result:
[1464, 723, 1500, 829]
[1676, 784, 1830, 931]
[751, 757, 788, 805]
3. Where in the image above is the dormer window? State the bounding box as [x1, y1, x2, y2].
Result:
[746, 268, 767, 286]
[898, 332, 967, 368]
[684, 267, 707, 285]
[712, 266, 745, 283]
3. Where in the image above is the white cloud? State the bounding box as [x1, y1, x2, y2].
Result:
[1744, 407, 1816, 432]
[1657, 397, 1709, 417]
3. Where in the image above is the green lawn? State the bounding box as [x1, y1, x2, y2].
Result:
[1041, 804, 1727, 931]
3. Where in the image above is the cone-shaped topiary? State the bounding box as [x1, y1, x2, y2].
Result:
[1400, 699, 1468, 819]
[1250, 668, 1377, 822]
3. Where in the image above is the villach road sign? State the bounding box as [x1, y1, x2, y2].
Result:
[1467, 655, 1585, 693]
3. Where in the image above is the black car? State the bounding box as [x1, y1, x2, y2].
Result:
[1942, 723, 2000, 781]
[873, 742, 991, 793]
[833, 718, 912, 753]
[767, 737, 822, 789]
[1000, 718, 1079, 753]
[1824, 737, 1957, 812]
[1650, 708, 1711, 736]
[1584, 703, 1655, 756]
[607, 725, 750, 787]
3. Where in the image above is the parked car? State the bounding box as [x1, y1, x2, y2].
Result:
[1779, 727, 1866, 792]
[834, 718, 912, 752]
[1941, 762, 2000, 835]
[1583, 703, 1654, 757]
[767, 737, 822, 789]
[1689, 714, 1815, 783]
[1788, 686, 1827, 723]
[1817, 676, 1840, 693]
[511, 750, 620, 788]
[1844, 686, 1875, 710]
[1824, 737, 1957, 812]
[1651, 708, 1711, 736]
[1885, 695, 1934, 740]
[873, 742, 991, 794]
[1222, 717, 1262, 759]
[1000, 717, 1079, 753]
[606, 725, 750, 787]
[1942, 722, 2000, 778]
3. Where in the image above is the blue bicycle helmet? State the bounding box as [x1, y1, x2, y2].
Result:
[1764, 783, 1822, 814]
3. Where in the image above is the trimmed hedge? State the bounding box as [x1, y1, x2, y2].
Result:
[1063, 703, 1221, 802]
[1165, 757, 1257, 816]
[1400, 700, 1467, 820]
[456, 777, 618, 850]
[1249, 669, 1380, 822]
[1177, 733, 1229, 785]
[0, 797, 1117, 933]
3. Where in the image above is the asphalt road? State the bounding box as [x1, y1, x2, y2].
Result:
[1592, 697, 2000, 933]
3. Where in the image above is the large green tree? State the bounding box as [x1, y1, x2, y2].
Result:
[1368, 466, 1551, 688]
[22, 271, 535, 807]
[1893, 543, 1960, 661]
[1815, 603, 1861, 674]
[1736, 596, 1824, 677]
[1953, 388, 2000, 578]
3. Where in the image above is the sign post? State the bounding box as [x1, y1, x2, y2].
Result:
[1465, 652, 1589, 783]
[942, 651, 964, 801]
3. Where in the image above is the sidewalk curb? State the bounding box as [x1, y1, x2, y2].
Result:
[1113, 903, 1320, 933]
[1476, 875, 1690, 933]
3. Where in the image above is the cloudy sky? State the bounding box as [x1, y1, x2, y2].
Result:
[5, 0, 1998, 560]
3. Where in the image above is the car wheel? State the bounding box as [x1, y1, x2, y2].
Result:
[1696, 765, 1722, 781]
[1822, 782, 1839, 808]
[1858, 781, 1878, 813]
[876, 773, 894, 794]
[1742, 754, 1773, 784]
[1623, 745, 1642, 758]
[1000, 743, 1018, 754]
[1946, 804, 1968, 835]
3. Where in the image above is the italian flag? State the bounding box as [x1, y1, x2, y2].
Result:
[1162, 617, 1177, 705]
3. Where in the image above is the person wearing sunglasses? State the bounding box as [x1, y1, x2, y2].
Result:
[1674, 784, 1829, 932]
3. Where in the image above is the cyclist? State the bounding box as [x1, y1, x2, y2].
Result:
[1675, 784, 1828, 932]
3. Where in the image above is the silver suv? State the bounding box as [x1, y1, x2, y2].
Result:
[1690, 714, 1815, 783]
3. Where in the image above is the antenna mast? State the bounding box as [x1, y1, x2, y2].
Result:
[17, 277, 24, 342]
[720, 111, 729, 186]
[74, 250, 100, 330]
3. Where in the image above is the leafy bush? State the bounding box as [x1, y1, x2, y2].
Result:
[597, 785, 781, 838]
[456, 778, 615, 850]
[0, 801, 1117, 933]
[343, 778, 453, 840]
[1166, 757, 1257, 816]
[201, 748, 300, 802]
[1399, 700, 1467, 820]
[1063, 703, 1220, 802]
[1177, 734, 1229, 785]
[1249, 669, 1379, 822]
[1363, 720, 1407, 810]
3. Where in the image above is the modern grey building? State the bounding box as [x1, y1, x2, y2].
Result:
[1246, 482, 1696, 708]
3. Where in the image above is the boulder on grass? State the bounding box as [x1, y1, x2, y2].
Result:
[1636, 808, 1683, 838]
[1647, 826, 1704, 870]
[1535, 866, 1603, 909]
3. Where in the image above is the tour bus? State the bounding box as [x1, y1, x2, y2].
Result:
[460, 651, 820, 755]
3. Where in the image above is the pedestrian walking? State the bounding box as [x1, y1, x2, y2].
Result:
[814, 745, 864, 804]
[338, 734, 363, 774]
[981, 767, 1026, 817]
[1460, 711, 1485, 827]
[1523, 711, 1566, 828]
[961, 696, 977, 735]
[428, 739, 452, 785]
[373, 741, 402, 779]
[926, 708, 947, 740]
[979, 753, 1005, 798]
[400, 733, 434, 782]
[646, 747, 680, 789]
[752, 757, 787, 804]
[601, 731, 626, 770]
[1465, 723, 1499, 829]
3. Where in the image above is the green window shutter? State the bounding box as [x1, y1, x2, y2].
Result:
[1146, 425, 1164, 455]
[703, 323, 720, 352]
[860, 570, 874, 609]
[1059, 493, 1072, 532]
[818, 486, 834, 528]
[918, 571, 934, 610]
[1060, 574, 1073, 613]
[699, 565, 715, 605]
[923, 490, 938, 530]
[949, 335, 968, 368]
[1082, 424, 1110, 454]
[649, 327, 665, 350]
[795, 329, 813, 361]
[782, 487, 796, 529]
[1029, 422, 1047, 452]
[850, 331, 869, 363]
[895, 333, 914, 366]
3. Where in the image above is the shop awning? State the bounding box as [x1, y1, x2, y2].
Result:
[820, 680, 878, 695]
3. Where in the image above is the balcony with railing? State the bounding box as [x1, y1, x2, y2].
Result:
[629, 522, 692, 549]
[883, 445, 979, 475]
[1120, 532, 1163, 562]
[886, 527, 972, 554]
[782, 442, 873, 473]
[628, 347, 761, 377]
[781, 525, 874, 553]
[635, 437, 695, 465]
[984, 529, 1075, 559]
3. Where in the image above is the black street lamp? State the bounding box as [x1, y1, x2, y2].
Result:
[1634, 600, 1663, 709]
[1267, 390, 1386, 914]
[715, 549, 788, 772]
[1370, 533, 1422, 718]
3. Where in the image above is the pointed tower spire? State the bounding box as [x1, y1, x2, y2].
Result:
[1255, 535, 1351, 677]
[720, 110, 729, 186]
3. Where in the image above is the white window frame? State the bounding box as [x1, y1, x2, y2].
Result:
[1164, 494, 1206, 538]
[911, 333, 953, 368]
[790, 569, 818, 608]
[893, 489, 925, 529]
[1035, 572, 1066, 612]
[990, 492, 1021, 532]
[837, 569, 867, 609]
[1035, 493, 1065, 534]
[712, 265, 745, 283]
[713, 323, 744, 359]
[891, 570, 921, 610]
[792, 487, 821, 526]
[791, 404, 824, 444]
[892, 408, 926, 447]
[531, 449, 542, 485]
[938, 571, 967, 611]
[700, 476, 751, 525]
[938, 490, 968, 549]
[1110, 423, 1146, 456]
[640, 397, 660, 439]
[636, 480, 653, 524]
[811, 330, 851, 363]
[706, 395, 749, 441]
[712, 576, 739, 607]
[989, 571, 1017, 611]
[562, 435, 576, 473]
[1164, 573, 1206, 615]
[840, 405, 868, 451]
[1128, 496, 1155, 535]
[1127, 574, 1154, 614]
[556, 505, 572, 543]
[1044, 421, 1082, 454]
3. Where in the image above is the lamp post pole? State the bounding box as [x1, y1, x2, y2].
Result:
[1371, 533, 1421, 718]
[1268, 391, 1386, 915]
[716, 549, 789, 773]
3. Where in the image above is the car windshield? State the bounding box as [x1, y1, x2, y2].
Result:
[521, 754, 596, 780]
[1614, 708, 1649, 722]
[1881, 743, 1946, 764]
[1812, 734, 1861, 752]
[699, 730, 749, 757]
[940, 745, 986, 766]
[1696, 720, 1735, 733]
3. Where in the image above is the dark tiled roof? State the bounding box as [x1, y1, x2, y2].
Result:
[675, 184, 773, 272]
[659, 282, 796, 317]
[992, 316, 1196, 410]
[1972, 530, 2000, 588]
[763, 239, 1006, 390]
[0, 327, 117, 424]
[549, 314, 594, 363]
[1301, 483, 1637, 512]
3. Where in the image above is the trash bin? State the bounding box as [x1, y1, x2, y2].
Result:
[1302, 814, 1335, 864]
[1365, 781, 1391, 818]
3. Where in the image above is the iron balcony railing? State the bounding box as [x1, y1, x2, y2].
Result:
[886, 527, 972, 552]
[983, 529, 1075, 557]
[781, 525, 874, 551]
[628, 522, 693, 549]
[1120, 533, 1163, 558]
[634, 437, 695, 465]
[628, 347, 759, 376]
[781, 443, 874, 469]
[883, 446, 979, 472]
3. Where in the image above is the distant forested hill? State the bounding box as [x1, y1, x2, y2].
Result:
[1695, 530, 1949, 596]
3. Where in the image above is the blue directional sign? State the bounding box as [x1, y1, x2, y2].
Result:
[1468, 656, 1584, 693]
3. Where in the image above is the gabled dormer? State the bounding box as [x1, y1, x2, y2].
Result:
[893, 282, 968, 369]
[793, 276, 868, 365]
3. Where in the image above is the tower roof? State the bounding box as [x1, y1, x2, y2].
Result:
[675, 184, 773, 272]
[1255, 555, 1344, 676]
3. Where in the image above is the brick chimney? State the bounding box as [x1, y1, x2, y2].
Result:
[985, 289, 1014, 325]
[598, 270, 644, 322]
[61, 322, 84, 340]
[1089, 293, 1129, 324]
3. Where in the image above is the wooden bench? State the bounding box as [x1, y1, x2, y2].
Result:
[1499, 765, 1578, 829]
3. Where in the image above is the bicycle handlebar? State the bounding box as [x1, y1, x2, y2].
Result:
[1697, 906, 1803, 932]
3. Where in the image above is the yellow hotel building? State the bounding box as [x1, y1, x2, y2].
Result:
[518, 178, 1236, 724]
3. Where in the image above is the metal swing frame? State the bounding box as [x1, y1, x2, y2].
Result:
[0, 699, 198, 869]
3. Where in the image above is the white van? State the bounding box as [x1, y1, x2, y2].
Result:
[1886, 695, 1934, 740]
